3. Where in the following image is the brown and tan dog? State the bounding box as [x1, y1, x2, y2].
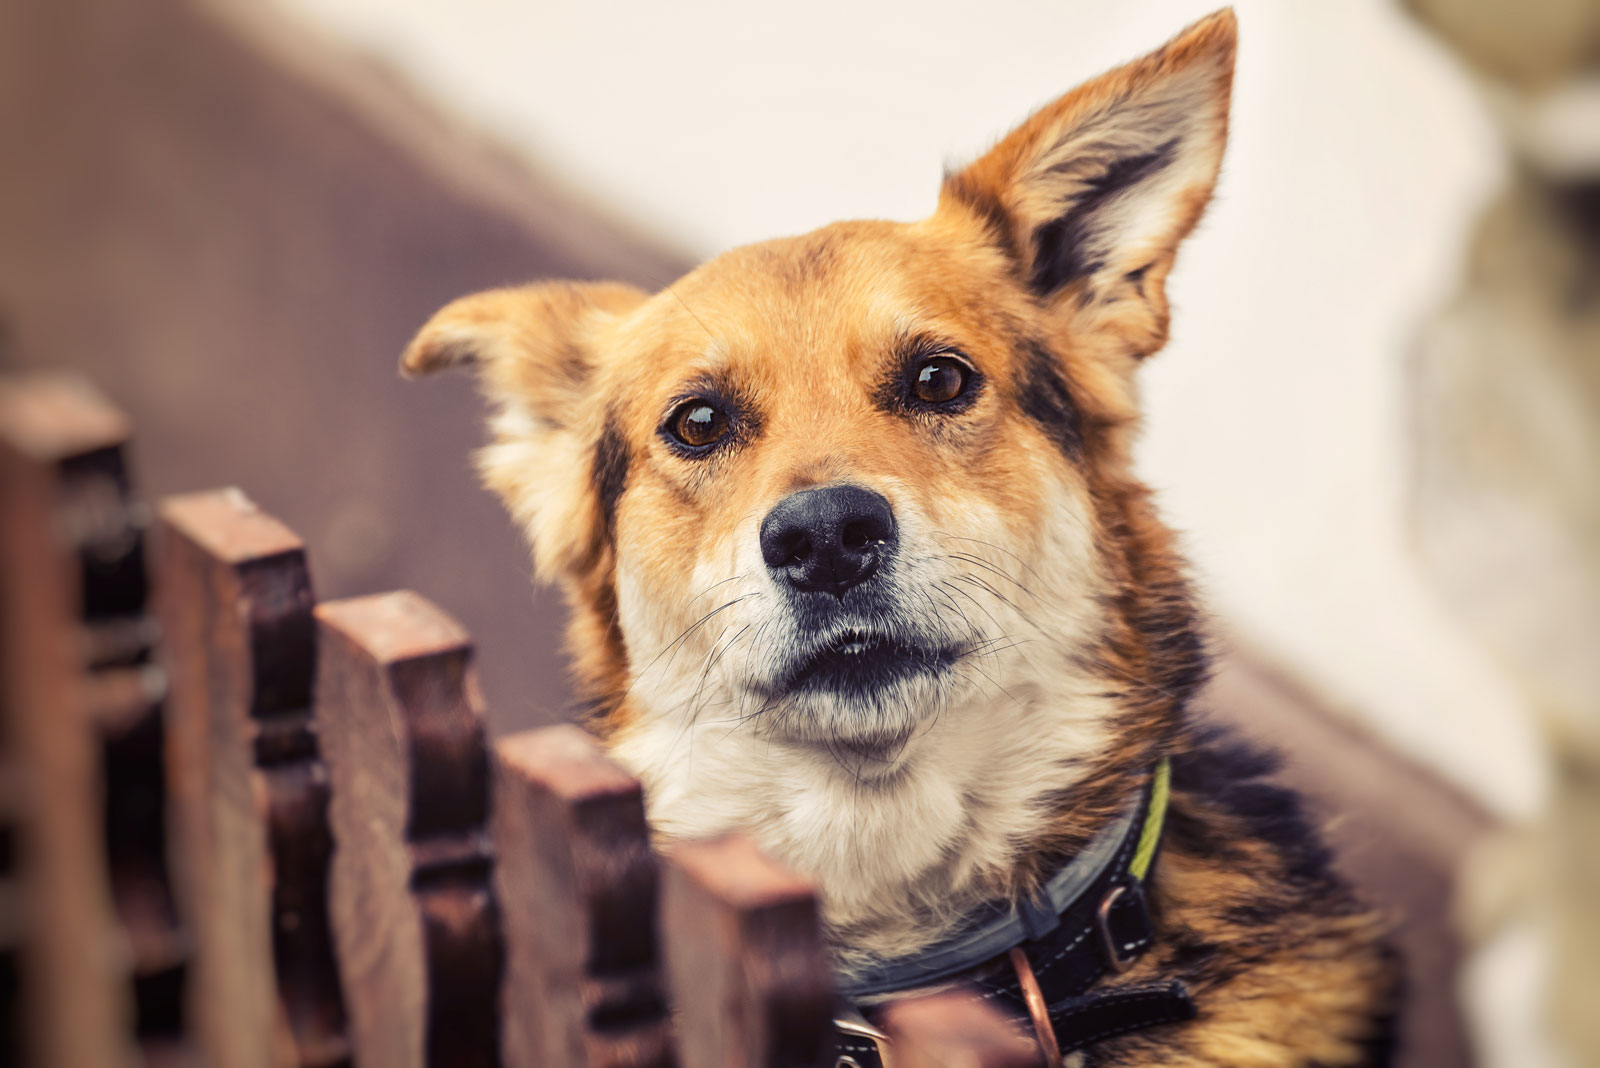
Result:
[403, 10, 1399, 1065]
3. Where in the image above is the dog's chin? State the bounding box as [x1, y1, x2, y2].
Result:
[773, 707, 927, 783]
[751, 631, 963, 777]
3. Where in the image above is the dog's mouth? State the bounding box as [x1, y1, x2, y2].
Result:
[770, 628, 962, 700]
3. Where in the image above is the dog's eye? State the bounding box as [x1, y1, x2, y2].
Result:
[667, 400, 730, 449]
[912, 355, 971, 404]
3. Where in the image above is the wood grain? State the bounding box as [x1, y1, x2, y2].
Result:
[661, 834, 833, 1068]
[0, 371, 187, 1066]
[157, 488, 349, 1068]
[492, 724, 672, 1068]
[314, 590, 500, 1068]
[0, 760, 18, 1067]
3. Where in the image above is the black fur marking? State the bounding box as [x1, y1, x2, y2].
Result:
[1028, 139, 1179, 296]
[1016, 337, 1084, 458]
[1165, 934, 1246, 990]
[1171, 729, 1340, 891]
[1347, 1014, 1401, 1066]
[1222, 901, 1293, 926]
[941, 170, 1022, 264]
[1350, 944, 1403, 1068]
[1161, 804, 1249, 867]
[1140, 599, 1210, 715]
[1163, 936, 1221, 975]
[1124, 262, 1153, 299]
[593, 417, 629, 541]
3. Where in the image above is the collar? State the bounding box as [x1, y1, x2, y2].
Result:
[831, 759, 1194, 1066]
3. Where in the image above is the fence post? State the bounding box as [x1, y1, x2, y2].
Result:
[880, 991, 1042, 1068]
[314, 590, 501, 1068]
[0, 733, 16, 1067]
[492, 724, 673, 1068]
[661, 833, 834, 1068]
[156, 488, 350, 1068]
[0, 372, 186, 1066]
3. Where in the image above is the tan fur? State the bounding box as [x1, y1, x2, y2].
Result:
[404, 10, 1398, 1064]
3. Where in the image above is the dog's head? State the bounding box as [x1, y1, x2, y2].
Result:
[404, 13, 1232, 821]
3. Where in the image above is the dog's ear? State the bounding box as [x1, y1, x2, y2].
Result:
[401, 281, 646, 411]
[941, 9, 1235, 354]
[401, 281, 648, 579]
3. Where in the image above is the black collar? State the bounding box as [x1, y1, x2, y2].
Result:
[831, 760, 1195, 1066]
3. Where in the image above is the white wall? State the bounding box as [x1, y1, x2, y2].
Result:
[261, 0, 1546, 818]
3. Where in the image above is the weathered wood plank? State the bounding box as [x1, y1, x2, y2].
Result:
[880, 991, 1042, 1068]
[314, 591, 500, 1068]
[0, 758, 24, 1066]
[492, 724, 672, 1068]
[661, 834, 833, 1068]
[157, 488, 349, 1068]
[0, 372, 132, 1068]
[0, 371, 185, 1066]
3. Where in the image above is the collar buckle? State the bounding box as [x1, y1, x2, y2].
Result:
[833, 1004, 894, 1068]
[1095, 877, 1151, 973]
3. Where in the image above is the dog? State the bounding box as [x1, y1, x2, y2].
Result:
[402, 10, 1399, 1065]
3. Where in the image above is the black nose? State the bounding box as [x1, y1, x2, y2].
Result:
[760, 484, 896, 597]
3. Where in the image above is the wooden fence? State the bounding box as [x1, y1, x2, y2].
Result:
[0, 371, 1040, 1068]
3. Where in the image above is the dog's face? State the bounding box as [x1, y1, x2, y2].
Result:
[557, 224, 1121, 769]
[405, 11, 1233, 925]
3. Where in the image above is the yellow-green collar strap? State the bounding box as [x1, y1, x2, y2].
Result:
[1129, 757, 1171, 882]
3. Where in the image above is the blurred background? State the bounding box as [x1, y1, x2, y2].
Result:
[1, 0, 1594, 1065]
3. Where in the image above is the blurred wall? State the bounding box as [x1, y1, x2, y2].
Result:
[257, 0, 1547, 819]
[0, 0, 688, 735]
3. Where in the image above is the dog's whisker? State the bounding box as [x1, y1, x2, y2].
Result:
[938, 578, 1007, 636]
[929, 531, 1046, 583]
[684, 572, 750, 606]
[629, 592, 756, 689]
[947, 571, 1044, 633]
[939, 551, 1035, 598]
[681, 621, 749, 727]
[927, 583, 978, 636]
[626, 591, 766, 712]
[734, 617, 774, 721]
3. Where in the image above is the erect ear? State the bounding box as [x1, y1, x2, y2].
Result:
[400, 281, 648, 580]
[941, 9, 1235, 345]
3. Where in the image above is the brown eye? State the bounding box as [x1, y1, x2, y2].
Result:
[668, 400, 730, 449]
[912, 355, 970, 404]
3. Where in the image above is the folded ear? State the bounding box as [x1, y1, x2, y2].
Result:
[941, 9, 1235, 347]
[402, 281, 646, 420]
[400, 281, 648, 579]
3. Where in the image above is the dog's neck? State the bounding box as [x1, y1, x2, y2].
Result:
[607, 675, 1128, 975]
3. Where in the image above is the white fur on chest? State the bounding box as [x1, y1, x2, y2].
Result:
[609, 674, 1114, 971]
